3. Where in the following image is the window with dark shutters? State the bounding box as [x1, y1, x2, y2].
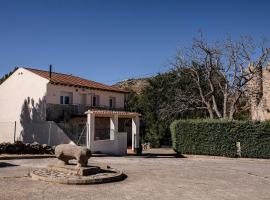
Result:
[109, 97, 116, 108]
[92, 95, 100, 107]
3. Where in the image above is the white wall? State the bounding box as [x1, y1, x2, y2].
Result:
[91, 132, 127, 156]
[0, 68, 49, 142]
[47, 84, 125, 108]
[0, 122, 16, 143]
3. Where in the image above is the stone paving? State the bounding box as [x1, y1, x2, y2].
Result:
[0, 151, 270, 200]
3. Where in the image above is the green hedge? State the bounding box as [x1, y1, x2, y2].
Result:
[170, 119, 270, 158]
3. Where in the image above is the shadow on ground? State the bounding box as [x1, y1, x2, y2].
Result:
[127, 153, 185, 158]
[141, 153, 185, 158]
[92, 152, 185, 158]
[0, 162, 19, 168]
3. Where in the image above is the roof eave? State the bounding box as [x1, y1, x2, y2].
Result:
[49, 82, 129, 94]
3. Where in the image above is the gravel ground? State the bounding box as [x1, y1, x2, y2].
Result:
[0, 151, 269, 200]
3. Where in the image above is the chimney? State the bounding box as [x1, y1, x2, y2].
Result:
[49, 65, 52, 81]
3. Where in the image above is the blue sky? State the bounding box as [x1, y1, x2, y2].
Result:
[0, 0, 269, 84]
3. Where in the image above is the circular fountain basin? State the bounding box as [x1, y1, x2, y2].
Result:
[31, 165, 125, 185]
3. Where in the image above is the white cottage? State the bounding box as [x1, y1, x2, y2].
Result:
[0, 67, 140, 155]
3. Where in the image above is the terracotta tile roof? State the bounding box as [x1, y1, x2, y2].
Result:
[24, 67, 128, 93]
[85, 109, 141, 117]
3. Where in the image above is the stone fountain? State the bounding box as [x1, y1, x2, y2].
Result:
[31, 144, 124, 185]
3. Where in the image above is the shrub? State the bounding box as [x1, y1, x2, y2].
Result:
[144, 127, 161, 148]
[0, 141, 55, 155]
[170, 119, 270, 158]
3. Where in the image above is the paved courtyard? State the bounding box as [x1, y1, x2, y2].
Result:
[0, 152, 269, 200]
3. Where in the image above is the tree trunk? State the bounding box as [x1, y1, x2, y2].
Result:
[223, 84, 228, 119]
[205, 102, 214, 119]
[212, 95, 222, 118]
[208, 107, 214, 119]
[228, 93, 242, 121]
[228, 104, 235, 121]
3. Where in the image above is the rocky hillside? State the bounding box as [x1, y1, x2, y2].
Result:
[113, 78, 150, 94]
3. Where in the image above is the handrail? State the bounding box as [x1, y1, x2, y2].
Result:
[77, 125, 86, 145]
[47, 103, 125, 111]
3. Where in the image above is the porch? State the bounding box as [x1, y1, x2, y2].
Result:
[46, 103, 125, 122]
[85, 110, 141, 156]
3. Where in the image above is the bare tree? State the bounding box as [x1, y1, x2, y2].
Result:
[172, 34, 270, 120]
[159, 87, 205, 120]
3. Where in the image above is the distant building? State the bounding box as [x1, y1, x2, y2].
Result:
[0, 67, 140, 155]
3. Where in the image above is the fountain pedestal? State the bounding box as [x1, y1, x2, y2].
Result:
[47, 164, 100, 176]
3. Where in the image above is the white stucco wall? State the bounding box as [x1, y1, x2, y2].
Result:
[91, 132, 127, 156]
[46, 84, 125, 108]
[0, 68, 49, 142]
[0, 68, 49, 122]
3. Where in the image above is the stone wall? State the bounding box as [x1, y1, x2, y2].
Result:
[249, 67, 270, 121]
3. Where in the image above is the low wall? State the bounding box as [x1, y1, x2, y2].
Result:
[91, 132, 127, 156]
[0, 121, 75, 146]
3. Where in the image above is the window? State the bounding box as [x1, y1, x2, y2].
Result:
[60, 96, 64, 104]
[92, 95, 100, 107]
[92, 96, 96, 106]
[60, 92, 72, 105]
[64, 96, 70, 104]
[109, 98, 113, 108]
[109, 97, 116, 108]
[60, 95, 70, 105]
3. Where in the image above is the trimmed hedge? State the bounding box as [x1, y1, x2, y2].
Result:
[170, 119, 270, 158]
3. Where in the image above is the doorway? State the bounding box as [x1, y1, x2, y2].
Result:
[119, 118, 132, 148]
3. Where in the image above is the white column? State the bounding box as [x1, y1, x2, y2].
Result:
[86, 112, 95, 149]
[132, 115, 140, 151]
[110, 114, 118, 140]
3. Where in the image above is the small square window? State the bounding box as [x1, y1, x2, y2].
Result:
[60, 92, 72, 105]
[60, 95, 70, 105]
